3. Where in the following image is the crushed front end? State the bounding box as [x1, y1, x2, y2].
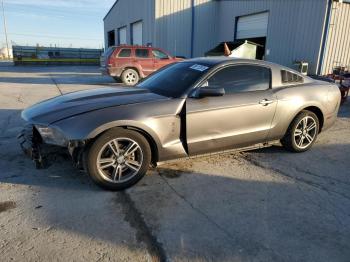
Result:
[17, 125, 77, 169]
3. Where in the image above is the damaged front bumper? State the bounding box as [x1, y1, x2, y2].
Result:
[17, 125, 69, 169]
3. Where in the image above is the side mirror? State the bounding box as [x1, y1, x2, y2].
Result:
[196, 87, 225, 98]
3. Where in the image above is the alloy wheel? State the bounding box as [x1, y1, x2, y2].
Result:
[293, 116, 317, 149]
[125, 72, 137, 85]
[96, 138, 143, 183]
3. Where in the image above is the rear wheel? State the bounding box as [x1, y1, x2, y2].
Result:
[121, 68, 139, 86]
[86, 128, 151, 190]
[281, 110, 319, 152]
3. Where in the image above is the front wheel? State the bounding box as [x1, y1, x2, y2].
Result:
[86, 128, 151, 190]
[281, 110, 319, 153]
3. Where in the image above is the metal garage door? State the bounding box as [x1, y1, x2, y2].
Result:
[131, 21, 143, 45]
[118, 27, 127, 45]
[236, 12, 269, 39]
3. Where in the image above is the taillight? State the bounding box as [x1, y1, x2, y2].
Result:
[107, 56, 113, 67]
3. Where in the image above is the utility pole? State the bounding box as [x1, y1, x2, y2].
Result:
[1, 0, 10, 59]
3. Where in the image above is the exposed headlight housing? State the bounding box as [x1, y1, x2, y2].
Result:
[35, 125, 68, 146]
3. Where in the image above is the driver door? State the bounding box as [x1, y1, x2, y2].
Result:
[186, 64, 277, 155]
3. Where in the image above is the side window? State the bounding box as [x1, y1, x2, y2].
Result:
[118, 49, 131, 57]
[207, 65, 271, 93]
[135, 49, 149, 58]
[152, 50, 168, 59]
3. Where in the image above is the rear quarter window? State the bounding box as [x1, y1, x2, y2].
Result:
[281, 70, 304, 84]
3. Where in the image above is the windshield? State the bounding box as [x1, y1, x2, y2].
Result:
[137, 62, 211, 98]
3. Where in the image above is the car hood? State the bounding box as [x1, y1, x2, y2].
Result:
[22, 87, 169, 125]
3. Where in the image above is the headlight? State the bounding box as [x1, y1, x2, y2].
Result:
[35, 125, 68, 146]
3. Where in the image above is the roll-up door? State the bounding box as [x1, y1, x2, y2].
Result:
[236, 12, 269, 39]
[131, 21, 143, 45]
[118, 26, 127, 45]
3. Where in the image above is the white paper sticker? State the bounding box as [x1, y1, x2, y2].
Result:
[190, 64, 209, 72]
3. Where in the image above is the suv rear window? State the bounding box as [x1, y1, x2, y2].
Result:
[118, 49, 131, 57]
[281, 70, 303, 84]
[136, 49, 149, 58]
[103, 46, 116, 57]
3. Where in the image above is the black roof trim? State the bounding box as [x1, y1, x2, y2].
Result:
[103, 0, 119, 21]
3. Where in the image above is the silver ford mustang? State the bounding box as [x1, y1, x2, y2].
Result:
[19, 58, 341, 190]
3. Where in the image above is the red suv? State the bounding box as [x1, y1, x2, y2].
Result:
[100, 45, 182, 85]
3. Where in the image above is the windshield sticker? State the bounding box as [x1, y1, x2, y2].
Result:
[190, 64, 209, 72]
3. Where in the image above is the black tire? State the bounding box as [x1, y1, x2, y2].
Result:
[85, 128, 151, 191]
[281, 110, 319, 153]
[113, 77, 122, 83]
[121, 68, 139, 86]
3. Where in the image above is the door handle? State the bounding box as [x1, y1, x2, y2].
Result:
[259, 99, 274, 106]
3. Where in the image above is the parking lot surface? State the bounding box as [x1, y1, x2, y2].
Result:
[0, 66, 349, 262]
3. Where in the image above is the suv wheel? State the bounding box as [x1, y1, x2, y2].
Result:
[121, 69, 139, 86]
[86, 128, 151, 190]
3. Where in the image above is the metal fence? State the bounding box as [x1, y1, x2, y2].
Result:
[12, 46, 103, 65]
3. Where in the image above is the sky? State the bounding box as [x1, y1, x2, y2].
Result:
[0, 0, 115, 49]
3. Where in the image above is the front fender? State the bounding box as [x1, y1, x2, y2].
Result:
[87, 119, 162, 146]
[51, 105, 162, 143]
[51, 99, 188, 161]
